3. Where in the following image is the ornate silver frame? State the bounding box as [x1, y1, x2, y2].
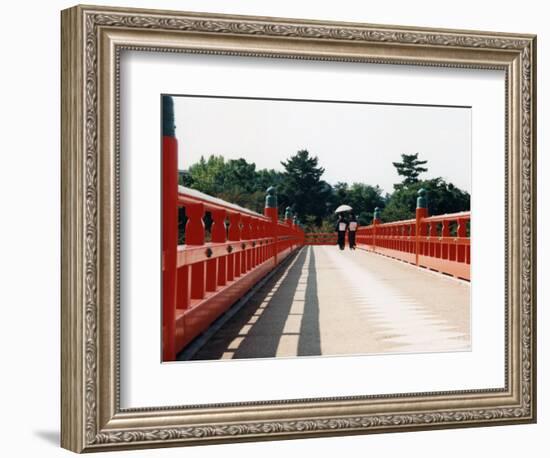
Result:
[61, 4, 536, 453]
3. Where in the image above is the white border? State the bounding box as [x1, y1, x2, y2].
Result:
[120, 52, 505, 408]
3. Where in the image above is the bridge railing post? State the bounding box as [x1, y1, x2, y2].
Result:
[259, 220, 266, 263]
[354, 192, 469, 280]
[264, 186, 278, 267]
[372, 207, 381, 251]
[210, 209, 226, 289]
[161, 95, 178, 362]
[241, 215, 251, 274]
[457, 217, 467, 263]
[186, 203, 206, 300]
[227, 212, 241, 281]
[250, 217, 258, 268]
[292, 215, 298, 250]
[285, 206, 293, 251]
[415, 189, 428, 266]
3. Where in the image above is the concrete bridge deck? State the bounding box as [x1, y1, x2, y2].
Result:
[190, 246, 471, 360]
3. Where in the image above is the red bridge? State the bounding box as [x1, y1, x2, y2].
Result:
[162, 97, 471, 362]
[163, 181, 471, 363]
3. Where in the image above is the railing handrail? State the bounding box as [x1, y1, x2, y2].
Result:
[359, 218, 416, 229]
[357, 211, 471, 230]
[421, 211, 470, 223]
[178, 185, 269, 221]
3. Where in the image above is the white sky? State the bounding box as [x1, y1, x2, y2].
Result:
[173, 96, 471, 194]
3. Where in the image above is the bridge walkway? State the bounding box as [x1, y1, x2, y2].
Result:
[191, 245, 470, 360]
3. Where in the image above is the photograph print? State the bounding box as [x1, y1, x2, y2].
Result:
[161, 94, 471, 362]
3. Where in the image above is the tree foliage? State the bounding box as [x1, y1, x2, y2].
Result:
[179, 149, 469, 230]
[180, 155, 284, 213]
[392, 153, 428, 188]
[279, 150, 332, 225]
[382, 178, 470, 222]
[326, 182, 385, 226]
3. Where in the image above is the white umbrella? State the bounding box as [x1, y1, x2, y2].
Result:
[335, 204, 353, 214]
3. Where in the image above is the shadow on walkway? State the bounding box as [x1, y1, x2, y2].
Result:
[297, 248, 321, 356]
[192, 247, 321, 360]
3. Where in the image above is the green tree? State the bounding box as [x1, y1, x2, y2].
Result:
[326, 182, 385, 226]
[347, 183, 385, 226]
[183, 155, 226, 196]
[280, 150, 331, 224]
[221, 158, 257, 194]
[382, 178, 470, 222]
[331, 182, 349, 207]
[181, 156, 284, 213]
[255, 168, 285, 193]
[392, 153, 428, 188]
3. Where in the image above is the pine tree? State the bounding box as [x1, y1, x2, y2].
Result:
[280, 150, 331, 224]
[392, 153, 428, 188]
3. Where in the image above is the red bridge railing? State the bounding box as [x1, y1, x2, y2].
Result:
[356, 200, 470, 281]
[163, 187, 304, 360]
[162, 97, 305, 361]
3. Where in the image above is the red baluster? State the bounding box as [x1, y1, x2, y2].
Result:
[411, 223, 415, 253]
[429, 221, 437, 257]
[240, 216, 249, 274]
[227, 213, 241, 279]
[250, 217, 258, 268]
[393, 225, 401, 251]
[177, 265, 190, 311]
[210, 209, 226, 290]
[186, 203, 206, 300]
[398, 225, 403, 253]
[466, 218, 471, 264]
[260, 220, 266, 259]
[457, 217, 467, 263]
[449, 220, 457, 261]
[434, 223, 442, 258]
[441, 220, 450, 259]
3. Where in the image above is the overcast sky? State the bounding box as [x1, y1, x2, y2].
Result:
[173, 96, 471, 194]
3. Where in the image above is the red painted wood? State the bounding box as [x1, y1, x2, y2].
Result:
[180, 260, 276, 349]
[264, 207, 278, 267]
[211, 209, 227, 287]
[415, 207, 428, 265]
[242, 216, 251, 272]
[186, 203, 206, 300]
[356, 211, 470, 281]
[165, 187, 304, 358]
[162, 135, 178, 361]
[228, 213, 241, 278]
[176, 265, 190, 310]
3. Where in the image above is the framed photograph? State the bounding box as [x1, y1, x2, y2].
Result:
[61, 4, 537, 453]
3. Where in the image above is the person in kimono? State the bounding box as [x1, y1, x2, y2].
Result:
[348, 213, 358, 250]
[335, 213, 348, 250]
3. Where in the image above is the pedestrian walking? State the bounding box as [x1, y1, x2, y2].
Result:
[348, 213, 358, 249]
[335, 213, 348, 250]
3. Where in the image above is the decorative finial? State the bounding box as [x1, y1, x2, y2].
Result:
[416, 188, 427, 209]
[162, 95, 175, 137]
[265, 186, 278, 208]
